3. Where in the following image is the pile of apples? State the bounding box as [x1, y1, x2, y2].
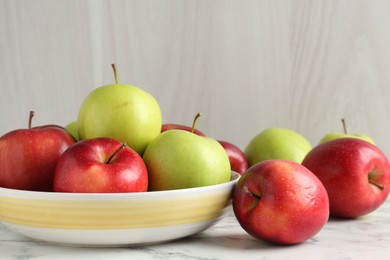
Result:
[233, 123, 390, 245]
[0, 64, 243, 193]
[1, 64, 389, 246]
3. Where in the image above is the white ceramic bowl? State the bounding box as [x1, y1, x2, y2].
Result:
[0, 172, 240, 247]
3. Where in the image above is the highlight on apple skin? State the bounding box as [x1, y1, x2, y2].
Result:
[0, 111, 76, 192]
[77, 64, 162, 156]
[233, 160, 329, 245]
[143, 113, 231, 191]
[302, 137, 390, 218]
[143, 129, 231, 191]
[245, 127, 312, 166]
[53, 137, 148, 193]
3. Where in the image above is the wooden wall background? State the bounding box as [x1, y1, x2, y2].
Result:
[1, 0, 390, 156]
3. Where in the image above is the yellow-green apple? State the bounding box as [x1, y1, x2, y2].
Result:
[77, 64, 162, 155]
[233, 160, 329, 245]
[302, 138, 390, 218]
[53, 137, 148, 193]
[0, 111, 76, 191]
[143, 113, 231, 191]
[245, 127, 312, 166]
[218, 140, 248, 175]
[65, 121, 79, 140]
[319, 118, 374, 144]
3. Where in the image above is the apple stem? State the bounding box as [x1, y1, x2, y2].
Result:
[341, 118, 348, 134]
[111, 63, 118, 84]
[191, 112, 202, 133]
[243, 186, 261, 200]
[369, 179, 385, 190]
[28, 111, 35, 129]
[107, 143, 127, 164]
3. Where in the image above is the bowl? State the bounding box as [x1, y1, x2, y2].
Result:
[0, 171, 240, 247]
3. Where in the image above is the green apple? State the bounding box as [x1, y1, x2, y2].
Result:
[143, 113, 231, 191]
[245, 127, 312, 166]
[65, 121, 79, 141]
[319, 118, 375, 145]
[77, 64, 162, 155]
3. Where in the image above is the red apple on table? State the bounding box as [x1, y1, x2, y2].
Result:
[53, 137, 148, 193]
[218, 140, 248, 175]
[302, 138, 390, 218]
[233, 160, 329, 245]
[0, 111, 76, 191]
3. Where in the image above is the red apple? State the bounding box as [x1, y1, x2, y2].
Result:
[233, 160, 329, 245]
[218, 140, 248, 175]
[53, 137, 148, 193]
[161, 124, 205, 136]
[302, 138, 390, 218]
[0, 111, 76, 191]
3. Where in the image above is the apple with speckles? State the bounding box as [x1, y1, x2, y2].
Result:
[245, 128, 312, 166]
[302, 138, 390, 218]
[0, 111, 76, 191]
[143, 113, 231, 191]
[77, 64, 162, 156]
[233, 160, 329, 245]
[53, 137, 148, 193]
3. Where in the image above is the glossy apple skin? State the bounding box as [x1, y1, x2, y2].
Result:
[143, 130, 231, 191]
[0, 125, 76, 191]
[78, 84, 162, 156]
[53, 137, 148, 193]
[245, 127, 312, 166]
[218, 140, 248, 175]
[302, 138, 390, 218]
[233, 160, 329, 245]
[161, 123, 205, 136]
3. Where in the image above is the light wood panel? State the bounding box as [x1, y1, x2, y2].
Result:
[1, 0, 390, 156]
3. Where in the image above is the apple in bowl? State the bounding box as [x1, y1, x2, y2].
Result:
[143, 113, 231, 191]
[218, 140, 248, 175]
[161, 123, 205, 136]
[0, 111, 76, 191]
[77, 64, 162, 155]
[53, 137, 148, 193]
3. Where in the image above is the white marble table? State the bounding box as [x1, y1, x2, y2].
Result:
[1, 201, 389, 260]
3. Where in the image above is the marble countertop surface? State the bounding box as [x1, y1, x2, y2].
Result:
[1, 201, 389, 260]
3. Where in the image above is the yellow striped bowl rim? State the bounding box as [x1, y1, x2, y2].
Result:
[0, 172, 240, 230]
